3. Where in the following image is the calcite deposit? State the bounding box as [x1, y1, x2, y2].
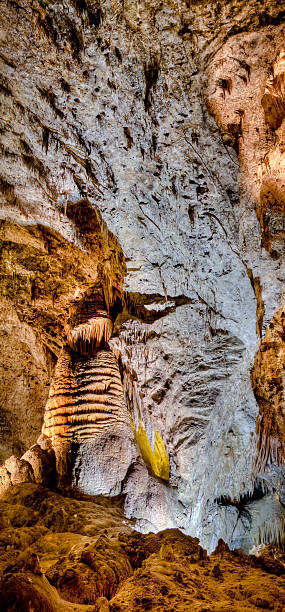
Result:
[0, 483, 284, 612]
[0, 0, 285, 576]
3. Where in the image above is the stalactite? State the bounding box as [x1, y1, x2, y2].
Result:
[253, 428, 284, 476]
[131, 417, 170, 482]
[65, 280, 117, 355]
[250, 496, 285, 549]
[121, 362, 169, 482]
[66, 316, 113, 354]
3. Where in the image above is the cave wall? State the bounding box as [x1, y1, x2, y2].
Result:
[0, 0, 284, 551]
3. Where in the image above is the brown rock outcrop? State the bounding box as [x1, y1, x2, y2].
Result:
[0, 434, 56, 496]
[0, 295, 51, 462]
[0, 483, 284, 612]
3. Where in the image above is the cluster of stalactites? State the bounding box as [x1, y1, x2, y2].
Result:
[253, 420, 285, 477]
[255, 517, 285, 549]
[251, 305, 285, 479]
[66, 284, 115, 356]
[66, 315, 113, 356]
[42, 282, 127, 444]
[250, 494, 285, 549]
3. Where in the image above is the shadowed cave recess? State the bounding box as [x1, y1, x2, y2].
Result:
[0, 0, 285, 610]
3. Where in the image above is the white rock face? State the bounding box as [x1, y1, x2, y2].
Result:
[0, 0, 284, 550]
[72, 433, 137, 496]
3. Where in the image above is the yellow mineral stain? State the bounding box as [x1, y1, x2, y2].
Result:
[131, 418, 169, 481]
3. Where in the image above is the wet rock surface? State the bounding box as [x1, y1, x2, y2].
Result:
[0, 483, 284, 611]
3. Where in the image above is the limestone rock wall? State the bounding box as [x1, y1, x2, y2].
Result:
[0, 0, 285, 551]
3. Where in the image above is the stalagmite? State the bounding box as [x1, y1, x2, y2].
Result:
[42, 283, 136, 495]
[43, 348, 131, 443]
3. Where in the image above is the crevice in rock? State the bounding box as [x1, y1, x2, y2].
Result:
[215, 479, 267, 509]
[117, 292, 194, 327]
[144, 56, 160, 111]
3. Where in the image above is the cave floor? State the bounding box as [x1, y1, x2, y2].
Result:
[0, 483, 284, 611]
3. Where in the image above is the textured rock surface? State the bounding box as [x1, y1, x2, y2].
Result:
[0, 483, 284, 612]
[0, 296, 51, 461]
[0, 0, 285, 551]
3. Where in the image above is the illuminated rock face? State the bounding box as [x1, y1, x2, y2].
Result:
[1, 0, 285, 551]
[206, 27, 285, 279]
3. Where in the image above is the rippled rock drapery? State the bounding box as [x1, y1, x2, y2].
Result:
[42, 283, 137, 496]
[0, 0, 285, 552]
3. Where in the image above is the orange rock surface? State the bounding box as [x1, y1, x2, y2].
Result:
[0, 483, 284, 611]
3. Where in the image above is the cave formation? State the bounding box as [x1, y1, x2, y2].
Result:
[0, 0, 285, 610]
